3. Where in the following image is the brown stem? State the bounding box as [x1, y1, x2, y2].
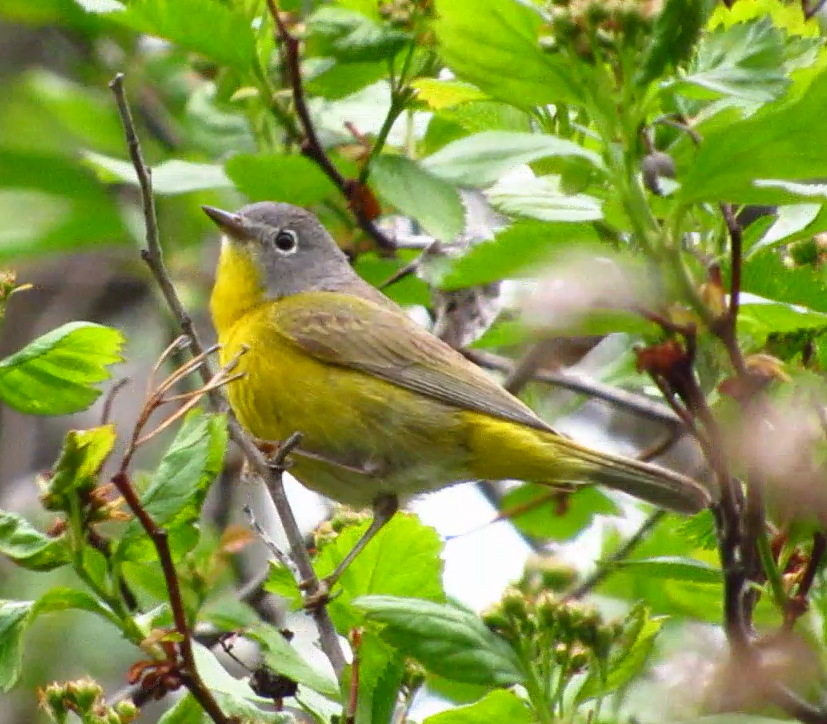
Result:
[264, 0, 395, 251]
[110, 473, 228, 724]
[109, 72, 346, 679]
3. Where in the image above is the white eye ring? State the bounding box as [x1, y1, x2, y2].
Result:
[274, 229, 298, 254]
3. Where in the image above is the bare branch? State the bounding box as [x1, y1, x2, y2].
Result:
[109, 72, 346, 681]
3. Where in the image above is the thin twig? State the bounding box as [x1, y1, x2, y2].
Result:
[465, 349, 682, 427]
[263, 0, 395, 251]
[503, 340, 559, 395]
[100, 377, 130, 425]
[109, 72, 346, 678]
[243, 503, 295, 573]
[345, 629, 362, 724]
[110, 470, 228, 723]
[562, 510, 666, 601]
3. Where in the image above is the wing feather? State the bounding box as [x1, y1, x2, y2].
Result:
[271, 292, 551, 432]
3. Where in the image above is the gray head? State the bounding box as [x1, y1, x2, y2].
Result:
[203, 201, 358, 299]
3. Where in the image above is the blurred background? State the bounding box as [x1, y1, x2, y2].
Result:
[0, 3, 722, 722]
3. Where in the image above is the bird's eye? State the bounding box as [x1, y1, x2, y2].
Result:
[274, 229, 298, 254]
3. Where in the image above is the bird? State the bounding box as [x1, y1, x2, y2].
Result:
[203, 201, 710, 601]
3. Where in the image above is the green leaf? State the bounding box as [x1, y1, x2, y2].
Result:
[225, 153, 338, 207]
[613, 557, 722, 583]
[577, 608, 663, 702]
[434, 0, 580, 108]
[0, 588, 119, 693]
[500, 485, 620, 541]
[748, 204, 822, 255]
[0, 322, 124, 416]
[371, 155, 465, 242]
[0, 150, 126, 259]
[413, 79, 488, 110]
[249, 624, 341, 700]
[351, 629, 405, 724]
[423, 131, 603, 187]
[423, 690, 533, 724]
[118, 410, 227, 552]
[486, 175, 603, 222]
[355, 596, 525, 687]
[743, 252, 827, 314]
[191, 642, 276, 707]
[84, 152, 233, 194]
[31, 587, 115, 620]
[49, 425, 117, 499]
[306, 7, 410, 62]
[264, 562, 303, 609]
[738, 298, 827, 347]
[157, 693, 203, 724]
[0, 600, 34, 693]
[315, 512, 444, 630]
[305, 58, 388, 100]
[636, 0, 707, 87]
[678, 17, 788, 103]
[438, 219, 599, 290]
[677, 66, 827, 203]
[0, 511, 69, 571]
[115, 0, 256, 72]
[354, 252, 432, 307]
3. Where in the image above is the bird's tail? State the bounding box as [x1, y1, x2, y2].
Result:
[559, 437, 711, 514]
[470, 417, 712, 514]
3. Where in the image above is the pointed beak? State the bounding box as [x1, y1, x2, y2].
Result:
[202, 205, 254, 241]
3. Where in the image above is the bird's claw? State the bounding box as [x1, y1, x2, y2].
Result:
[299, 576, 339, 611]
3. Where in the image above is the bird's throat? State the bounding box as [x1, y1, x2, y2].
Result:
[210, 236, 267, 338]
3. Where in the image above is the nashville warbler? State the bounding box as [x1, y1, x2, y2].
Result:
[204, 202, 710, 600]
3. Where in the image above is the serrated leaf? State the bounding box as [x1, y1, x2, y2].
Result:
[0, 322, 123, 416]
[355, 596, 525, 687]
[678, 17, 788, 103]
[743, 252, 827, 314]
[438, 219, 599, 290]
[371, 155, 465, 241]
[636, 0, 707, 87]
[84, 152, 232, 194]
[115, 0, 257, 72]
[738, 297, 827, 347]
[49, 425, 116, 498]
[423, 689, 533, 724]
[0, 600, 34, 693]
[0, 511, 69, 571]
[423, 131, 603, 187]
[315, 513, 444, 631]
[306, 7, 410, 62]
[677, 66, 827, 203]
[225, 153, 338, 207]
[249, 624, 340, 700]
[118, 410, 227, 553]
[412, 79, 488, 110]
[613, 557, 722, 583]
[500, 485, 620, 541]
[486, 175, 603, 222]
[434, 0, 581, 109]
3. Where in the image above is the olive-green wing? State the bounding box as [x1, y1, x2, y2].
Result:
[270, 292, 551, 432]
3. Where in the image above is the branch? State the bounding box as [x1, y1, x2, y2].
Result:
[464, 349, 682, 428]
[109, 73, 347, 680]
[562, 510, 666, 601]
[264, 0, 396, 251]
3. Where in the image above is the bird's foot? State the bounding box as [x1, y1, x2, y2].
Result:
[299, 576, 340, 612]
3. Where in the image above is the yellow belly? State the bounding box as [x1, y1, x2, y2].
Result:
[219, 304, 477, 506]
